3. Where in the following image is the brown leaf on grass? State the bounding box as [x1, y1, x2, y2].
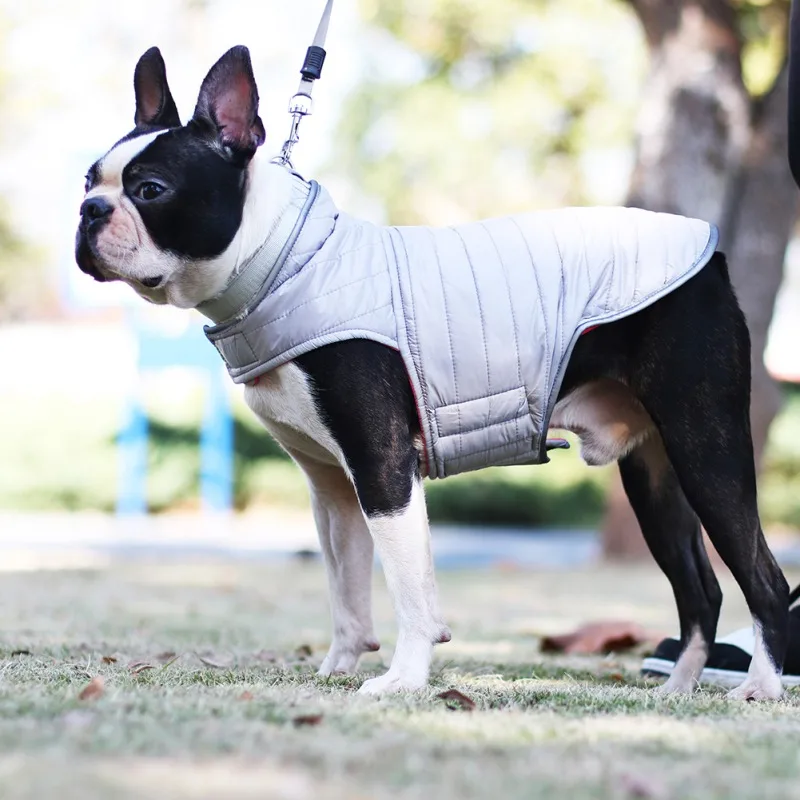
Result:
[292, 713, 323, 727]
[128, 662, 155, 676]
[78, 676, 105, 701]
[437, 689, 476, 711]
[11, 649, 32, 657]
[101, 655, 117, 664]
[540, 621, 657, 655]
[156, 651, 177, 662]
[239, 691, 254, 701]
[197, 654, 233, 669]
[294, 645, 313, 660]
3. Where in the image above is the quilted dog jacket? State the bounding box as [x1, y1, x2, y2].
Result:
[204, 174, 718, 479]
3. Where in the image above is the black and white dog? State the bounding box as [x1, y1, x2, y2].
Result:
[75, 46, 789, 698]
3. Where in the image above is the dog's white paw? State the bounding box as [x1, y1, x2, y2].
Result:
[357, 670, 427, 696]
[318, 638, 380, 677]
[727, 678, 784, 702]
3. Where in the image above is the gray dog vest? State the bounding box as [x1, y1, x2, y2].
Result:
[202, 174, 718, 479]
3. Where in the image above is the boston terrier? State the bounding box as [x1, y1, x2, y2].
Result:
[75, 45, 789, 698]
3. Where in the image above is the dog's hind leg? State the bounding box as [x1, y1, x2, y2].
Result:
[632, 260, 789, 700]
[292, 453, 380, 676]
[620, 434, 722, 693]
[654, 422, 788, 700]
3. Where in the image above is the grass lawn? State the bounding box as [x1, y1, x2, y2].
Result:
[1, 558, 800, 799]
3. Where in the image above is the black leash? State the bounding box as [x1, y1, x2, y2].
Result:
[273, 0, 334, 168]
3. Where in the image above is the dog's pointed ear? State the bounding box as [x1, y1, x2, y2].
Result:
[192, 46, 266, 162]
[134, 47, 181, 129]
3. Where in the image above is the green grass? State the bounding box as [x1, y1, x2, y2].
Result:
[1, 559, 800, 799]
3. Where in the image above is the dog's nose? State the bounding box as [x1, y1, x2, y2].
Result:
[80, 196, 113, 224]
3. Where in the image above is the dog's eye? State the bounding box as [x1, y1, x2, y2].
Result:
[84, 174, 91, 193]
[136, 182, 166, 201]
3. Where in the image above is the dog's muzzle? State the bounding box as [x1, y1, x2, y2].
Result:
[75, 197, 114, 282]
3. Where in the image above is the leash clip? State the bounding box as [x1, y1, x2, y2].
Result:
[272, 1, 333, 170]
[274, 87, 314, 169]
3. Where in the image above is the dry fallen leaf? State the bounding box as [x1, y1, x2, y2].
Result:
[101, 655, 117, 664]
[129, 662, 155, 676]
[295, 645, 313, 660]
[78, 676, 105, 701]
[293, 714, 323, 727]
[540, 621, 658, 655]
[11, 649, 32, 657]
[197, 654, 233, 669]
[437, 689, 476, 711]
[156, 651, 177, 662]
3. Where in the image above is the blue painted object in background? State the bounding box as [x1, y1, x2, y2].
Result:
[117, 312, 233, 515]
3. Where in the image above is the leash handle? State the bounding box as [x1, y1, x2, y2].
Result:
[274, 0, 334, 168]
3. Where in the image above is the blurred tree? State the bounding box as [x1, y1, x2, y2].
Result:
[0, 212, 33, 322]
[335, 0, 798, 559]
[0, 12, 39, 321]
[603, 0, 798, 559]
[334, 0, 646, 221]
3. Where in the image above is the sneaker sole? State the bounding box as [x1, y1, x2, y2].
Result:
[641, 657, 800, 689]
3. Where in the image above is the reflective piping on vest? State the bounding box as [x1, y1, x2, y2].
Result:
[201, 180, 320, 330]
[200, 179, 720, 480]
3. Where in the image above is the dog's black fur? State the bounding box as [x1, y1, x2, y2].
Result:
[296, 255, 789, 676]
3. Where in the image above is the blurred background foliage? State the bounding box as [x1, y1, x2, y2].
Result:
[4, 385, 800, 531]
[335, 0, 645, 223]
[2, 0, 800, 539]
[0, 12, 43, 321]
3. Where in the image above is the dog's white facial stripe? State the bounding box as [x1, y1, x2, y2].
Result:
[88, 130, 168, 196]
[81, 129, 187, 302]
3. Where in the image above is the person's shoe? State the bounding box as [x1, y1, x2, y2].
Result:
[641, 583, 800, 688]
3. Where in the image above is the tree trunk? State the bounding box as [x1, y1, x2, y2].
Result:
[601, 0, 797, 560]
[725, 68, 799, 463]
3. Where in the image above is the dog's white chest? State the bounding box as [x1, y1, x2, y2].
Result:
[243, 363, 345, 467]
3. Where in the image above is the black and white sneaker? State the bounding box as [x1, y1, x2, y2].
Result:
[641, 583, 800, 689]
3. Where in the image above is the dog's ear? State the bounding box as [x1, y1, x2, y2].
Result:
[192, 45, 266, 162]
[134, 47, 181, 129]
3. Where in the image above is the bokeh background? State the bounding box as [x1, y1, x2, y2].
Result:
[2, 0, 800, 562]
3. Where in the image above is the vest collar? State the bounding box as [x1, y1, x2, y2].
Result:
[196, 174, 315, 325]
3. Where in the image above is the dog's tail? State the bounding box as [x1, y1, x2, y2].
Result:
[789, 0, 800, 188]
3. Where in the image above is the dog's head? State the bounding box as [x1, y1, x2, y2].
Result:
[75, 46, 266, 307]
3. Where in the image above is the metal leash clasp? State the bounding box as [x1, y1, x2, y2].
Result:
[272, 0, 333, 170]
[274, 86, 314, 169]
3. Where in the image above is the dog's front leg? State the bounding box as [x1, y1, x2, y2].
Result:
[290, 450, 380, 675]
[357, 478, 451, 696]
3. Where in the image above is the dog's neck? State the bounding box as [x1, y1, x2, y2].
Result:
[230, 156, 301, 272]
[185, 157, 309, 319]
